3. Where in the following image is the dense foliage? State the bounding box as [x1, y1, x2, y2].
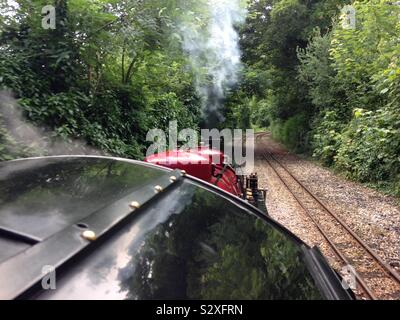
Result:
[236, 0, 400, 195]
[0, 0, 202, 159]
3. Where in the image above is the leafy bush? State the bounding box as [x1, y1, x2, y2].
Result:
[297, 29, 347, 114]
[0, 0, 202, 162]
[251, 98, 271, 128]
[335, 107, 400, 184]
[293, 1, 400, 195]
[19, 92, 89, 131]
[311, 111, 344, 166]
[0, 51, 43, 97]
[270, 113, 310, 152]
[147, 92, 198, 133]
[15, 91, 145, 158]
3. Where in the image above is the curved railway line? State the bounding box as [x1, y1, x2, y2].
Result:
[255, 132, 400, 300]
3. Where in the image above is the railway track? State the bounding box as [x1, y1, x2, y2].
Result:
[255, 132, 400, 300]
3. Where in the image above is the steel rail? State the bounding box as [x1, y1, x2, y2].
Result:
[262, 151, 376, 300]
[267, 149, 400, 285]
[255, 131, 400, 285]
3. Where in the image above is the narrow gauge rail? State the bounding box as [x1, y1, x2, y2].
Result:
[256, 132, 400, 300]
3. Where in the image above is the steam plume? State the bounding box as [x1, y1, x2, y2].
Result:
[0, 90, 102, 157]
[179, 0, 246, 128]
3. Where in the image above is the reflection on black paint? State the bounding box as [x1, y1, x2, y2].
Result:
[0, 157, 165, 240]
[120, 185, 323, 300]
[13, 159, 324, 300]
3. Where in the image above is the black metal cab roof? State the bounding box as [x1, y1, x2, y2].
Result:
[0, 156, 353, 300]
[0, 156, 167, 244]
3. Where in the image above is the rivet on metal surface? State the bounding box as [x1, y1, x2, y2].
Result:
[170, 176, 177, 182]
[181, 170, 187, 176]
[154, 185, 163, 193]
[82, 230, 97, 241]
[129, 201, 141, 209]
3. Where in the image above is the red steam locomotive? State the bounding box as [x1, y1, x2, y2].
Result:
[145, 146, 267, 213]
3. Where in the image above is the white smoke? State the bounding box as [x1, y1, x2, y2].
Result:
[0, 90, 103, 157]
[179, 0, 246, 127]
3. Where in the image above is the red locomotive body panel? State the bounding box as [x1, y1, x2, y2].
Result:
[145, 148, 242, 197]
